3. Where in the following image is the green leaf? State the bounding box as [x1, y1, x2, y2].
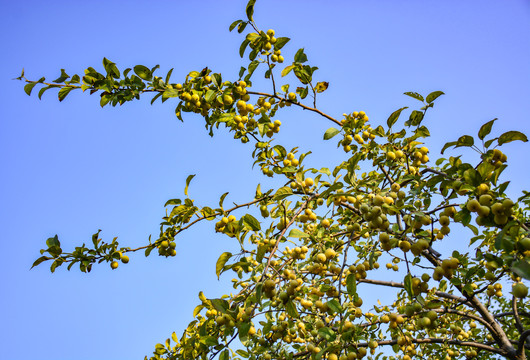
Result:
[200, 336, 219, 347]
[274, 37, 290, 50]
[273, 187, 292, 200]
[237, 21, 248, 33]
[31, 256, 51, 269]
[441, 141, 457, 154]
[498, 131, 528, 145]
[323, 127, 340, 140]
[216, 252, 232, 279]
[246, 0, 256, 21]
[403, 92, 424, 102]
[211, 298, 229, 314]
[53, 69, 70, 83]
[165, 68, 174, 84]
[288, 229, 310, 238]
[404, 274, 413, 299]
[386, 107, 408, 128]
[58, 86, 74, 102]
[455, 135, 474, 148]
[512, 260, 530, 280]
[294, 48, 307, 63]
[220, 349, 229, 360]
[407, 110, 424, 126]
[205, 90, 217, 103]
[37, 85, 59, 100]
[243, 214, 261, 231]
[346, 274, 357, 296]
[100, 93, 112, 107]
[426, 91, 444, 103]
[326, 299, 343, 314]
[46, 235, 60, 248]
[236, 349, 249, 358]
[24, 82, 38, 96]
[317, 327, 336, 342]
[239, 39, 250, 58]
[285, 300, 299, 318]
[184, 174, 196, 196]
[478, 118, 497, 140]
[102, 58, 120, 78]
[281, 65, 295, 77]
[133, 65, 152, 81]
[229, 20, 243, 32]
[219, 192, 229, 208]
[463, 168, 481, 186]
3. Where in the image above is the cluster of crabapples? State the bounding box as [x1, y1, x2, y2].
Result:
[339, 111, 373, 152]
[215, 215, 238, 233]
[172, 70, 286, 144]
[465, 184, 514, 226]
[110, 251, 130, 270]
[248, 29, 285, 63]
[290, 176, 315, 193]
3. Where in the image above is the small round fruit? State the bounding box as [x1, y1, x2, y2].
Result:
[121, 255, 130, 264]
[476, 183, 489, 194]
[466, 199, 481, 212]
[513, 283, 528, 298]
[479, 194, 493, 206]
[399, 240, 411, 252]
[519, 238, 530, 251]
[325, 248, 336, 259]
[111, 261, 119, 270]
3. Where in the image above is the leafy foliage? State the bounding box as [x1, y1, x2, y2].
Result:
[21, 1, 530, 360]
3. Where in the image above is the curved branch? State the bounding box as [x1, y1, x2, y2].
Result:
[357, 278, 470, 304]
[354, 337, 506, 356]
[517, 329, 530, 359]
[513, 296, 525, 334]
[246, 90, 342, 126]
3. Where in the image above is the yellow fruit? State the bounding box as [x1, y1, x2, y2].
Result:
[288, 92, 297, 101]
[476, 183, 489, 194]
[121, 255, 129, 264]
[111, 261, 119, 270]
[399, 240, 411, 252]
[223, 95, 233, 105]
[325, 248, 336, 259]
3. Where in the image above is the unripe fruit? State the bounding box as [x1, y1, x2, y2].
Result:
[439, 215, 450, 226]
[477, 205, 490, 217]
[479, 194, 493, 206]
[466, 199, 480, 212]
[513, 283, 528, 298]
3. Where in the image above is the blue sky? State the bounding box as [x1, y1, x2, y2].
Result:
[1, 1, 529, 359]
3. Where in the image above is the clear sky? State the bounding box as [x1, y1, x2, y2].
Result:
[1, 1, 529, 359]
